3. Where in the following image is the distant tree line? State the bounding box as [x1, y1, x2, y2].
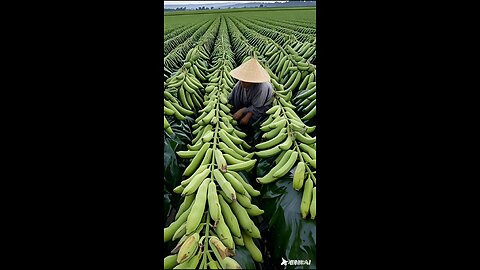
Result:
[164, 1, 315, 12]
[195, 6, 215, 10]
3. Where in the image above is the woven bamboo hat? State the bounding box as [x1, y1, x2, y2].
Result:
[229, 58, 270, 83]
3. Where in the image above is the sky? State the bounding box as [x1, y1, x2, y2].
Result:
[164, 1, 287, 5]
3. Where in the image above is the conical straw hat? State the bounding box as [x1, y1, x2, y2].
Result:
[229, 58, 270, 83]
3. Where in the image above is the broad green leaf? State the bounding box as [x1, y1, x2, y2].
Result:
[232, 246, 257, 270]
[164, 138, 182, 191]
[260, 176, 317, 269]
[163, 191, 171, 228]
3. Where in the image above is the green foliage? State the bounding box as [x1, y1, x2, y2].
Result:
[257, 158, 317, 269]
[232, 246, 256, 269]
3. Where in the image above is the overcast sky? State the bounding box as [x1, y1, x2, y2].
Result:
[164, 1, 287, 5]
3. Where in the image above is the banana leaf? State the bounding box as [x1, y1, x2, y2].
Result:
[163, 117, 193, 192]
[163, 187, 171, 228]
[164, 135, 182, 193]
[232, 246, 256, 270]
[257, 157, 317, 269]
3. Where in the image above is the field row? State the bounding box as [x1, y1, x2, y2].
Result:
[164, 8, 316, 32]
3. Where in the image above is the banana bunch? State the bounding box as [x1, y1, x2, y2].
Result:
[164, 17, 264, 269]
[164, 39, 197, 71]
[226, 18, 276, 83]
[246, 17, 312, 43]
[289, 39, 316, 60]
[164, 18, 219, 71]
[165, 23, 192, 42]
[164, 88, 195, 121]
[254, 82, 317, 219]
[164, 19, 213, 57]
[292, 81, 316, 122]
[239, 17, 293, 47]
[206, 59, 236, 89]
[164, 68, 205, 112]
[183, 46, 210, 82]
[230, 18, 316, 95]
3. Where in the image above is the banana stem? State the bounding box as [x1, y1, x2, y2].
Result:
[201, 213, 210, 269]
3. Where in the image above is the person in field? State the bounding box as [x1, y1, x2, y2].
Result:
[228, 58, 274, 127]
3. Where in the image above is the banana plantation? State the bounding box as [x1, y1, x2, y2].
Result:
[164, 9, 317, 269]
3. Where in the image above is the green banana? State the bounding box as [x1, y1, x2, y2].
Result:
[266, 104, 280, 114]
[255, 129, 287, 149]
[176, 150, 198, 159]
[221, 257, 242, 269]
[164, 101, 187, 120]
[177, 233, 200, 263]
[275, 150, 287, 164]
[295, 132, 316, 144]
[164, 106, 175, 116]
[227, 159, 256, 172]
[181, 165, 209, 187]
[183, 143, 210, 177]
[223, 153, 248, 165]
[219, 130, 249, 156]
[172, 223, 186, 241]
[310, 187, 316, 219]
[263, 122, 287, 140]
[286, 70, 302, 91]
[245, 204, 264, 216]
[208, 180, 221, 223]
[202, 129, 214, 142]
[219, 190, 233, 204]
[219, 142, 248, 161]
[255, 146, 282, 159]
[272, 151, 298, 178]
[164, 254, 178, 269]
[302, 105, 316, 120]
[219, 121, 234, 133]
[164, 117, 173, 135]
[186, 179, 209, 234]
[278, 133, 293, 150]
[175, 194, 195, 220]
[218, 195, 241, 238]
[233, 234, 245, 246]
[299, 143, 316, 159]
[213, 169, 236, 201]
[256, 150, 292, 184]
[224, 172, 248, 196]
[214, 149, 228, 173]
[301, 177, 313, 219]
[301, 152, 316, 169]
[242, 231, 263, 263]
[214, 215, 235, 250]
[229, 200, 255, 234]
[229, 171, 261, 197]
[293, 162, 306, 191]
[279, 96, 297, 109]
[232, 128, 247, 139]
[172, 185, 184, 194]
[202, 109, 215, 125]
[164, 205, 191, 242]
[236, 192, 252, 209]
[209, 236, 229, 261]
[200, 148, 213, 167]
[170, 100, 194, 116]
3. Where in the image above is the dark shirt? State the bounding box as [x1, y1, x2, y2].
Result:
[228, 82, 274, 122]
